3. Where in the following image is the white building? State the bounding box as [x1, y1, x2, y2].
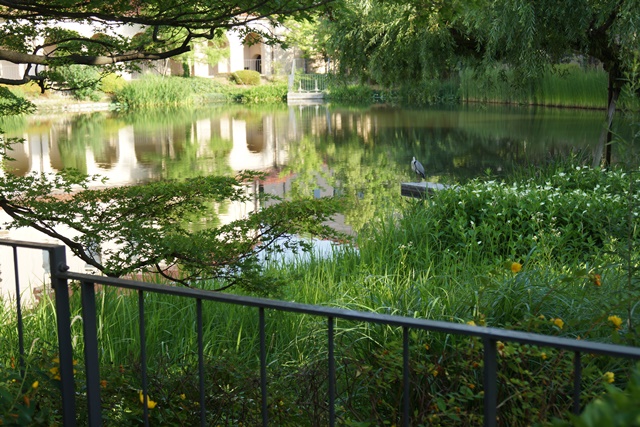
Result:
[0, 19, 314, 82]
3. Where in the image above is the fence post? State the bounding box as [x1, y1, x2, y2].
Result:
[12, 246, 25, 372]
[81, 280, 102, 426]
[483, 337, 498, 427]
[50, 245, 77, 427]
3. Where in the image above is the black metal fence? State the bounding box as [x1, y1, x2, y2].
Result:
[4, 238, 640, 427]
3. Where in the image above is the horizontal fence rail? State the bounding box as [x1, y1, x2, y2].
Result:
[289, 73, 328, 93]
[4, 239, 640, 427]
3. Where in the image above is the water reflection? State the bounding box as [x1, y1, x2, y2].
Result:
[2, 104, 636, 301]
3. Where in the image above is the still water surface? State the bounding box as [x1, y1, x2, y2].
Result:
[0, 103, 634, 300]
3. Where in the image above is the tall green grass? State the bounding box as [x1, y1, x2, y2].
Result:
[112, 76, 286, 109]
[3, 161, 640, 425]
[460, 65, 608, 109]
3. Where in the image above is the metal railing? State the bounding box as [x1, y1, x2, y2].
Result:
[288, 73, 328, 93]
[4, 238, 640, 427]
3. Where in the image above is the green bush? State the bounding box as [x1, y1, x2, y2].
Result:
[325, 84, 374, 103]
[553, 363, 640, 427]
[44, 65, 103, 101]
[223, 82, 287, 103]
[229, 70, 261, 86]
[100, 73, 127, 95]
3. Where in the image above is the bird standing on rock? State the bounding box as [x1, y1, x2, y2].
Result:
[411, 157, 425, 180]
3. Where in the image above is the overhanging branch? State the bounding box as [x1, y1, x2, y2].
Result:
[0, 44, 192, 66]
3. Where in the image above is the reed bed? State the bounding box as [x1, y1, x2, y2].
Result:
[460, 65, 608, 109]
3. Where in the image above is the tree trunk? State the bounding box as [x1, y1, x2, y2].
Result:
[592, 69, 621, 168]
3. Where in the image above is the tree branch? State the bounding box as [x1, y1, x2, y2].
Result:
[0, 45, 192, 66]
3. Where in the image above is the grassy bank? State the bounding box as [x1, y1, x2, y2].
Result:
[112, 75, 287, 109]
[3, 160, 640, 425]
[459, 65, 608, 109]
[327, 65, 638, 110]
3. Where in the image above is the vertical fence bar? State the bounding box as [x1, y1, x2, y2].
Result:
[328, 316, 336, 427]
[403, 327, 410, 427]
[483, 337, 498, 427]
[50, 246, 77, 427]
[573, 351, 582, 414]
[197, 299, 206, 426]
[81, 280, 102, 427]
[260, 307, 268, 427]
[12, 246, 24, 371]
[138, 290, 149, 427]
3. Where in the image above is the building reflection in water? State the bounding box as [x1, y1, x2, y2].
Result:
[0, 106, 349, 303]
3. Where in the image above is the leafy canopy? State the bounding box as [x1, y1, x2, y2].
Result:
[322, 0, 639, 90]
[0, 0, 335, 87]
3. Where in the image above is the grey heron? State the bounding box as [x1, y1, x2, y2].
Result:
[411, 157, 425, 179]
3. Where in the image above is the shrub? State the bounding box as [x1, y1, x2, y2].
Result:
[223, 83, 287, 103]
[229, 70, 261, 86]
[553, 363, 640, 427]
[100, 73, 127, 95]
[43, 65, 103, 101]
[325, 84, 374, 103]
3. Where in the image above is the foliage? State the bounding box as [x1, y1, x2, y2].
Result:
[223, 82, 288, 103]
[325, 84, 374, 103]
[282, 17, 331, 64]
[42, 65, 103, 101]
[411, 165, 637, 266]
[112, 75, 220, 109]
[553, 363, 640, 427]
[112, 76, 288, 108]
[0, 0, 335, 89]
[2, 154, 640, 425]
[230, 70, 261, 86]
[0, 162, 346, 292]
[99, 73, 127, 95]
[322, 0, 464, 87]
[323, 0, 638, 91]
[0, 86, 36, 116]
[173, 34, 231, 71]
[460, 65, 608, 109]
[322, 0, 639, 164]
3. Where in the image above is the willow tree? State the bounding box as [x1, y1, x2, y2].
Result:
[468, 0, 639, 165]
[323, 0, 639, 165]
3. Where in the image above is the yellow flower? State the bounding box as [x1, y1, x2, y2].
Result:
[180, 393, 186, 400]
[49, 366, 61, 380]
[32, 381, 39, 389]
[510, 262, 522, 273]
[608, 315, 623, 330]
[466, 320, 476, 326]
[551, 318, 564, 329]
[540, 352, 547, 360]
[603, 372, 615, 383]
[139, 391, 157, 409]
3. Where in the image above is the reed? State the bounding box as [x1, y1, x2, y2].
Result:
[112, 76, 227, 109]
[460, 65, 608, 109]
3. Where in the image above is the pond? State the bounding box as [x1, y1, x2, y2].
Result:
[0, 103, 636, 301]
